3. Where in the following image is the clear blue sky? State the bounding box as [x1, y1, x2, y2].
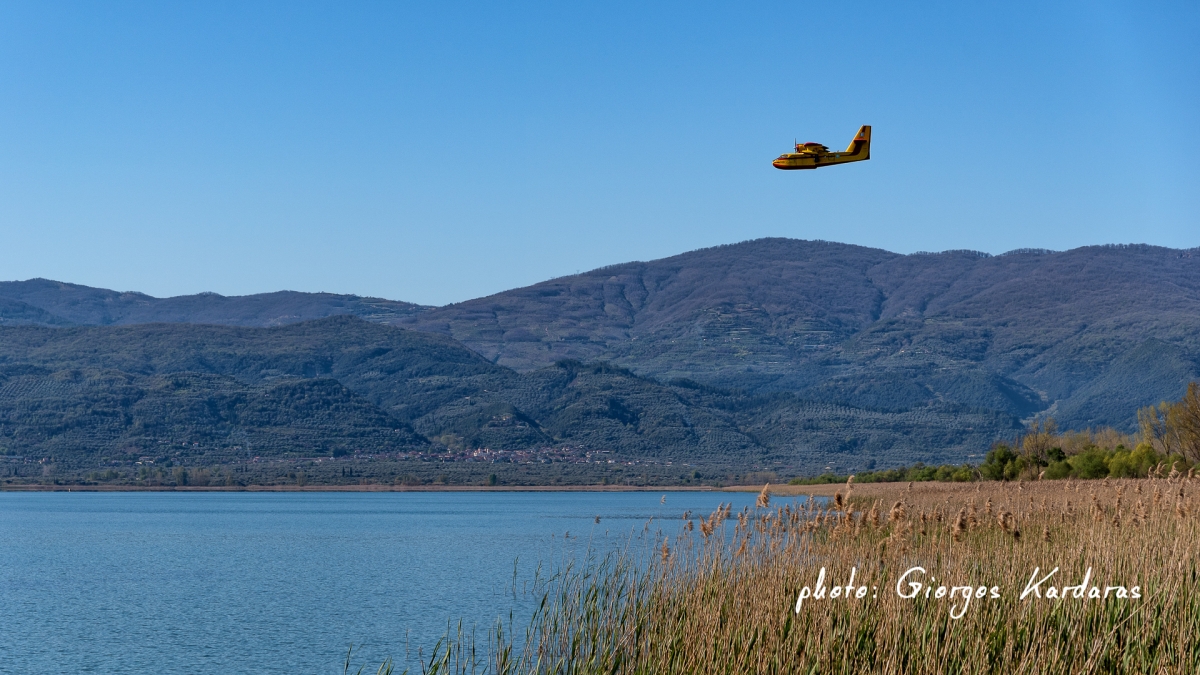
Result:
[1, 1, 1196, 305]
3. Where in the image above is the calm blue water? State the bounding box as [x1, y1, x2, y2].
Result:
[0, 491, 764, 673]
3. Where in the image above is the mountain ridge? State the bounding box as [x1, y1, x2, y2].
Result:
[0, 278, 429, 328]
[393, 240, 1200, 431]
[4, 239, 1199, 438]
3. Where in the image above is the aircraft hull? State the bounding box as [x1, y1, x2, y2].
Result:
[772, 153, 868, 170]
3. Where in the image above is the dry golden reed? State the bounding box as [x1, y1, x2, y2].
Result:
[452, 478, 1200, 675]
[388, 475, 1195, 667]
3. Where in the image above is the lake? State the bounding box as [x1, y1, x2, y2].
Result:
[0, 490, 768, 673]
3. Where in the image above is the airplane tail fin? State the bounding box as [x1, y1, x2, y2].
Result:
[844, 125, 871, 156]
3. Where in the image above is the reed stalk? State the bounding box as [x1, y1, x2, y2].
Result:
[383, 478, 1200, 674]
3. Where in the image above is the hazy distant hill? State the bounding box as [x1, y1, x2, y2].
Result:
[0, 278, 428, 327]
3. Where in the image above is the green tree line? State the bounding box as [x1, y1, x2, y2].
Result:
[792, 381, 1200, 485]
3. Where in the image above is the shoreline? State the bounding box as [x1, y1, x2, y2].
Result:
[0, 483, 728, 493]
[0, 482, 863, 495]
[0, 482, 1010, 496]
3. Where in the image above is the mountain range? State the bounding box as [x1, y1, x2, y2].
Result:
[3, 239, 1198, 483]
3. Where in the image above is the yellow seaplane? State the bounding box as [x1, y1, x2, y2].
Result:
[772, 125, 871, 170]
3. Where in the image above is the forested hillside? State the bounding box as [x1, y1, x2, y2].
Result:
[4, 239, 1199, 483]
[395, 240, 1200, 431]
[0, 317, 1016, 482]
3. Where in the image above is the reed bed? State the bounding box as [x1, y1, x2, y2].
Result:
[400, 477, 1199, 674]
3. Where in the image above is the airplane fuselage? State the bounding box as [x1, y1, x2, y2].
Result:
[773, 125, 871, 170]
[771, 152, 866, 170]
